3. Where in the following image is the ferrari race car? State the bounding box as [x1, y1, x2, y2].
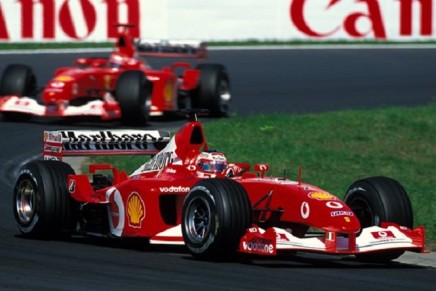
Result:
[13, 112, 426, 262]
[0, 25, 230, 125]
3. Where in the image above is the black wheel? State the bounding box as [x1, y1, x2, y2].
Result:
[13, 160, 78, 238]
[344, 176, 413, 262]
[192, 64, 231, 117]
[0, 64, 37, 97]
[115, 70, 151, 126]
[0, 64, 37, 122]
[182, 178, 251, 260]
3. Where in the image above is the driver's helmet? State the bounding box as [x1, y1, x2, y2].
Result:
[108, 53, 124, 69]
[196, 151, 228, 173]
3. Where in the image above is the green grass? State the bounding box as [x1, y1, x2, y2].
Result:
[1, 39, 436, 50]
[89, 105, 436, 248]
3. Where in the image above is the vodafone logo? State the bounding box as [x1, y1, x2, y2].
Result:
[242, 241, 275, 254]
[300, 202, 310, 219]
[159, 186, 190, 193]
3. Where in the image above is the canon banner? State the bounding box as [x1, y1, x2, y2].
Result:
[0, 0, 434, 42]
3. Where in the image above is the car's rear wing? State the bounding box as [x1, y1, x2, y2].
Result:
[43, 129, 171, 160]
[136, 39, 207, 59]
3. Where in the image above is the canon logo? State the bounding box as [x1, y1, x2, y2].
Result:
[290, 0, 433, 40]
[0, 0, 140, 40]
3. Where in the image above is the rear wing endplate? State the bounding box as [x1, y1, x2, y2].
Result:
[43, 129, 171, 160]
[136, 39, 207, 59]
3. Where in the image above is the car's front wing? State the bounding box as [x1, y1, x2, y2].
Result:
[0, 96, 121, 120]
[239, 223, 426, 256]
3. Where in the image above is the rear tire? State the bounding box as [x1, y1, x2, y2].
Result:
[13, 160, 78, 238]
[115, 70, 151, 126]
[344, 176, 413, 263]
[182, 179, 251, 260]
[192, 64, 231, 117]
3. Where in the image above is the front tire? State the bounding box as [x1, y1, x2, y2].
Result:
[344, 176, 413, 262]
[0, 64, 37, 122]
[182, 179, 251, 260]
[115, 70, 151, 126]
[0, 64, 37, 97]
[192, 64, 231, 117]
[13, 160, 78, 238]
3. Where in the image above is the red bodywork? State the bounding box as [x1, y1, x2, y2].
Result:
[43, 116, 426, 256]
[0, 25, 204, 119]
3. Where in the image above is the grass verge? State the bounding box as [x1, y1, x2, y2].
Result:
[89, 105, 436, 248]
[1, 39, 436, 50]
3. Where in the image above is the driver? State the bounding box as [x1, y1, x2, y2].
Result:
[195, 151, 242, 177]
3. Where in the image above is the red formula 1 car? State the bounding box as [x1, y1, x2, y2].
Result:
[13, 112, 426, 262]
[0, 25, 230, 125]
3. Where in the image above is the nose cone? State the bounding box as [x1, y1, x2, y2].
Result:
[42, 75, 74, 102]
[325, 210, 361, 233]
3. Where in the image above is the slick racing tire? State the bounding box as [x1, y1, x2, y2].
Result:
[0, 64, 37, 122]
[115, 70, 151, 126]
[182, 179, 251, 260]
[344, 176, 413, 263]
[192, 64, 230, 117]
[0, 64, 37, 97]
[13, 160, 78, 238]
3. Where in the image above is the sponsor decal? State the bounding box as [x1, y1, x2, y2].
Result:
[43, 131, 62, 143]
[371, 231, 395, 239]
[330, 211, 353, 217]
[159, 186, 190, 193]
[368, 230, 408, 245]
[142, 151, 174, 172]
[344, 217, 351, 223]
[60, 130, 167, 151]
[300, 201, 310, 219]
[104, 75, 111, 90]
[308, 191, 336, 200]
[44, 145, 62, 153]
[127, 192, 145, 228]
[326, 201, 344, 209]
[164, 81, 174, 103]
[0, 0, 140, 41]
[289, 0, 434, 40]
[68, 179, 76, 193]
[242, 239, 275, 255]
[43, 155, 60, 161]
[54, 75, 73, 82]
[50, 81, 65, 88]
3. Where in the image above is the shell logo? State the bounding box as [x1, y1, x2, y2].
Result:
[164, 81, 174, 103]
[104, 75, 111, 89]
[54, 75, 74, 82]
[127, 192, 145, 228]
[308, 192, 336, 201]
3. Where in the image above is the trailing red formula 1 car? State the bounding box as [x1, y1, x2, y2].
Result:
[0, 25, 230, 125]
[13, 112, 426, 262]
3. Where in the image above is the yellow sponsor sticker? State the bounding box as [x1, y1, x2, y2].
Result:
[54, 75, 74, 82]
[308, 192, 336, 201]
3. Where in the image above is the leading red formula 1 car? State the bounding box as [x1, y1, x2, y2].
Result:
[13, 112, 426, 262]
[0, 25, 230, 125]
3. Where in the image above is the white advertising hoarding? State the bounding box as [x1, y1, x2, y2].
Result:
[0, 0, 434, 42]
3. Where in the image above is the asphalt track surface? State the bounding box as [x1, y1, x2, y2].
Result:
[0, 48, 435, 290]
